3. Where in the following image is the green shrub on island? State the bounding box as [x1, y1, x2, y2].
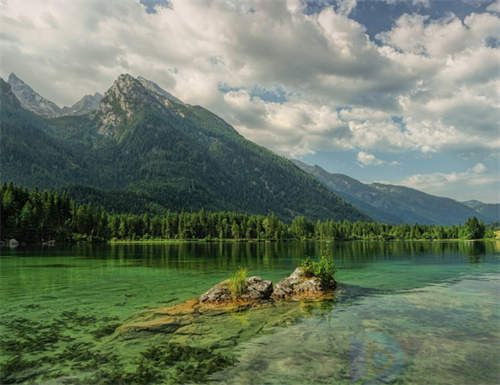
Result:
[300, 258, 315, 277]
[229, 268, 248, 298]
[300, 256, 336, 289]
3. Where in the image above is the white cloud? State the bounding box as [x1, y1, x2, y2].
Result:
[377, 11, 500, 154]
[357, 151, 383, 166]
[0, 0, 499, 161]
[399, 163, 500, 201]
[377, 12, 500, 56]
[487, 0, 500, 13]
[471, 162, 487, 174]
[357, 151, 399, 166]
[336, 0, 357, 16]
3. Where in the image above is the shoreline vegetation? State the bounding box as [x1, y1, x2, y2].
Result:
[107, 237, 498, 244]
[1, 183, 497, 247]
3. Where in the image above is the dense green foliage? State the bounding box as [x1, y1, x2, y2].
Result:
[1, 183, 76, 243]
[460, 217, 486, 240]
[0, 76, 365, 221]
[1, 184, 495, 244]
[300, 256, 336, 289]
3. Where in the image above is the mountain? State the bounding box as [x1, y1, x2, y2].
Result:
[136, 76, 183, 104]
[7, 73, 103, 117]
[0, 74, 367, 221]
[61, 93, 103, 116]
[294, 160, 492, 225]
[8, 73, 62, 117]
[293, 162, 402, 224]
[0, 78, 88, 188]
[462, 200, 500, 223]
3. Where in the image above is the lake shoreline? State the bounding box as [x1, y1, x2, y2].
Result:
[1, 237, 497, 250]
[108, 237, 496, 244]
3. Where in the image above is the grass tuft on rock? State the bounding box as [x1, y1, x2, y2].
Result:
[229, 268, 247, 298]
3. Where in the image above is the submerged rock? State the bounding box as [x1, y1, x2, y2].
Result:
[120, 270, 335, 335]
[199, 276, 273, 304]
[271, 267, 336, 300]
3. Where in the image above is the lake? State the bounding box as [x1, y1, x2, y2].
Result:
[1, 241, 499, 384]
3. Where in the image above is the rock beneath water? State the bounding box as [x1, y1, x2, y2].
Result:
[120, 270, 335, 335]
[199, 276, 273, 304]
[271, 267, 335, 300]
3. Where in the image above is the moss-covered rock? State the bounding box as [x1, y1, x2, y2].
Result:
[199, 276, 273, 304]
[272, 267, 336, 301]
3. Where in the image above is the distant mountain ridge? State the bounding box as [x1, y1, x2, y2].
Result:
[61, 93, 103, 116]
[7, 73, 102, 117]
[0, 74, 367, 221]
[8, 73, 62, 117]
[462, 200, 500, 223]
[293, 160, 497, 225]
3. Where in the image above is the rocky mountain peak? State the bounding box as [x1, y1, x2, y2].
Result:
[61, 92, 103, 116]
[94, 74, 161, 138]
[7, 72, 20, 83]
[105, 74, 148, 101]
[7, 73, 61, 117]
[136, 76, 183, 105]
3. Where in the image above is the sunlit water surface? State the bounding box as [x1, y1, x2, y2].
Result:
[1, 241, 499, 384]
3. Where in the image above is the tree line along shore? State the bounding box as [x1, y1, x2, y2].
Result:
[1, 183, 495, 246]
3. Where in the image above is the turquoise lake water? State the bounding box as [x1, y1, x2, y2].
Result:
[0, 241, 499, 384]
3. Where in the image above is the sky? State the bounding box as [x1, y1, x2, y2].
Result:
[1, 0, 499, 202]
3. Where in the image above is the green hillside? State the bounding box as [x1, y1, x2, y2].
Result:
[0, 76, 366, 221]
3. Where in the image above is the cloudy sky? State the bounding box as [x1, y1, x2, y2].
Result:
[1, 0, 499, 202]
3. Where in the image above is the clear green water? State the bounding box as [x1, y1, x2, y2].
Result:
[1, 241, 499, 384]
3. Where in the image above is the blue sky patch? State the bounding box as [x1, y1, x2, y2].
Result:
[218, 82, 288, 103]
[303, 0, 497, 38]
[140, 0, 170, 14]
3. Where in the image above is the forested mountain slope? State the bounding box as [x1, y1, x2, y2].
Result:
[294, 160, 491, 225]
[0, 75, 366, 221]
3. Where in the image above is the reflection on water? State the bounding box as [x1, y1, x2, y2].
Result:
[0, 241, 499, 384]
[3, 239, 498, 271]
